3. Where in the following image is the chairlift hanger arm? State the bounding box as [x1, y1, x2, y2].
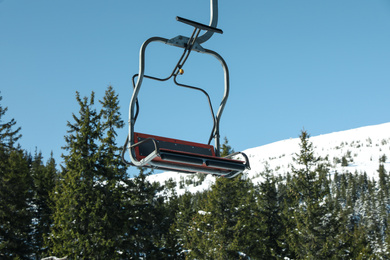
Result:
[197, 0, 219, 43]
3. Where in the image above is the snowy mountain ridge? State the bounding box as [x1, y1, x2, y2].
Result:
[146, 122, 390, 195]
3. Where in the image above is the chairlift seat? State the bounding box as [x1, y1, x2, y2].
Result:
[133, 132, 248, 178]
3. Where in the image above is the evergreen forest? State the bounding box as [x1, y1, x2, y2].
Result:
[1, 87, 390, 259]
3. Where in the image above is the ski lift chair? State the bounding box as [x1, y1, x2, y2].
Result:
[122, 1, 250, 178]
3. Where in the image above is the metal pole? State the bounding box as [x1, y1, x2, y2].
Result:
[128, 37, 168, 161]
[202, 48, 229, 156]
[197, 0, 218, 44]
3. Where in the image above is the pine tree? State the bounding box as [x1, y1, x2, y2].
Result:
[31, 150, 58, 258]
[92, 86, 130, 257]
[278, 172, 298, 259]
[231, 180, 264, 258]
[186, 138, 260, 258]
[49, 91, 103, 258]
[358, 184, 384, 257]
[154, 178, 183, 257]
[0, 149, 33, 259]
[220, 137, 234, 157]
[98, 85, 126, 181]
[256, 164, 283, 259]
[121, 168, 166, 258]
[0, 95, 21, 148]
[184, 138, 242, 259]
[287, 130, 335, 258]
[172, 191, 197, 257]
[0, 94, 34, 259]
[186, 176, 243, 259]
[378, 163, 388, 199]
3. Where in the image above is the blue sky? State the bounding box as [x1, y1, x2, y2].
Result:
[1, 0, 390, 175]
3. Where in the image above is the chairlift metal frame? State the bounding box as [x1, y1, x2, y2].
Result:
[122, 0, 250, 178]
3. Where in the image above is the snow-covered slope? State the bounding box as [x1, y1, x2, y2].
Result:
[146, 122, 390, 195]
